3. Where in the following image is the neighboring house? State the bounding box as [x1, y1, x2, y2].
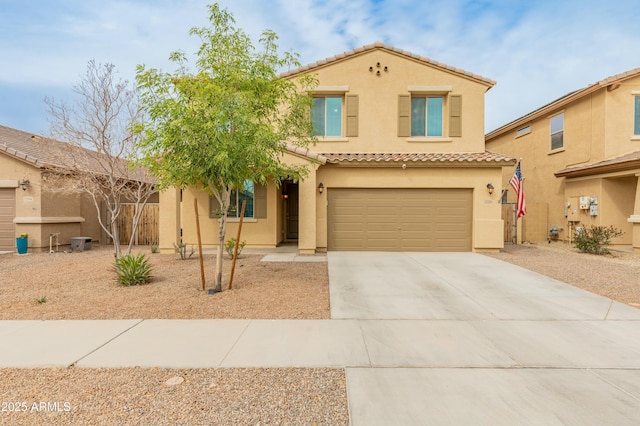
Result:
[0, 124, 158, 251]
[160, 42, 515, 254]
[485, 68, 640, 250]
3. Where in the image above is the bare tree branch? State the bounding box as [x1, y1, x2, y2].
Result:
[45, 61, 157, 256]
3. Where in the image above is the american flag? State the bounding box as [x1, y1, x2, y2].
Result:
[510, 162, 526, 218]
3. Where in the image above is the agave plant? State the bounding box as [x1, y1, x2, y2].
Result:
[114, 253, 153, 286]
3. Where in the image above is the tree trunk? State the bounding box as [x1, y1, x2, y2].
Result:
[213, 213, 226, 292]
[111, 220, 121, 257]
[211, 184, 231, 293]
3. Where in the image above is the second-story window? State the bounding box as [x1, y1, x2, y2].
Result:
[634, 95, 640, 135]
[550, 113, 564, 151]
[411, 96, 443, 137]
[312, 96, 342, 137]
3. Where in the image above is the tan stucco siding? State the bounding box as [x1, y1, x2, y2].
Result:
[179, 181, 282, 249]
[564, 176, 634, 245]
[304, 49, 488, 154]
[604, 76, 640, 158]
[486, 76, 640, 244]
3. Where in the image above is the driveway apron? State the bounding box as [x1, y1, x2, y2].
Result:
[328, 251, 640, 426]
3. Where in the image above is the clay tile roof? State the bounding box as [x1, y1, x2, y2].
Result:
[321, 151, 515, 165]
[279, 41, 496, 87]
[555, 150, 640, 178]
[0, 124, 65, 168]
[0, 124, 154, 183]
[286, 144, 327, 164]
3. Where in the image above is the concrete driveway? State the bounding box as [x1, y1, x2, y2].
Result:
[328, 252, 640, 425]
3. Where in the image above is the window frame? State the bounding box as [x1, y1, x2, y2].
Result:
[550, 112, 564, 152]
[312, 95, 343, 137]
[516, 125, 531, 138]
[228, 181, 255, 219]
[210, 180, 255, 219]
[410, 95, 444, 137]
[634, 95, 640, 136]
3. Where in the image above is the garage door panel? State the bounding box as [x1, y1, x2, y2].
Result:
[328, 188, 472, 251]
[0, 189, 16, 250]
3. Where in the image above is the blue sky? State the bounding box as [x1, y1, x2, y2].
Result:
[1, 0, 640, 135]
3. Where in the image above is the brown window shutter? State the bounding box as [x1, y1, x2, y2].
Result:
[398, 95, 411, 137]
[254, 183, 267, 218]
[346, 94, 359, 137]
[449, 95, 462, 137]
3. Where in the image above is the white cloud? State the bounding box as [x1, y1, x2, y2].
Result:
[2, 0, 640, 134]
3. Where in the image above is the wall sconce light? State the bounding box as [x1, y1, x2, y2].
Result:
[318, 183, 324, 194]
[282, 193, 289, 200]
[486, 183, 494, 195]
[19, 179, 30, 191]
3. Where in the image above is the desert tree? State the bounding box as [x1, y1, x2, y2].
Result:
[135, 3, 317, 292]
[45, 60, 157, 256]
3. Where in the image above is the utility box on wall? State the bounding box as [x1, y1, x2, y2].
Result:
[567, 197, 580, 222]
[579, 196, 591, 210]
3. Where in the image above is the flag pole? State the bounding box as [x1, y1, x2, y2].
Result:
[500, 158, 522, 198]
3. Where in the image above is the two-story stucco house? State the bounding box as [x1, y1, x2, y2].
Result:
[159, 42, 515, 254]
[485, 68, 640, 251]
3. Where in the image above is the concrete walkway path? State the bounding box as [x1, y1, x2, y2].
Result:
[2, 252, 640, 425]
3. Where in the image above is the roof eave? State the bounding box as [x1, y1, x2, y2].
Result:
[325, 160, 515, 168]
[555, 159, 640, 178]
[487, 67, 640, 140]
[279, 42, 496, 88]
[0, 144, 44, 168]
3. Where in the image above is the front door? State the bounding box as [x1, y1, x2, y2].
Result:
[284, 182, 299, 240]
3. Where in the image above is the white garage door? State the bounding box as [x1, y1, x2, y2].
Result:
[328, 188, 472, 251]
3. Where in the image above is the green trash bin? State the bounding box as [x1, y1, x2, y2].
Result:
[16, 236, 28, 254]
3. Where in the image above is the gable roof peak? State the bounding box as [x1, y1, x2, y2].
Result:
[279, 42, 496, 87]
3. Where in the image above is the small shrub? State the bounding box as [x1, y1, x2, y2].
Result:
[224, 238, 246, 258]
[114, 253, 153, 286]
[574, 225, 623, 255]
[36, 296, 46, 304]
[150, 244, 159, 254]
[173, 242, 195, 260]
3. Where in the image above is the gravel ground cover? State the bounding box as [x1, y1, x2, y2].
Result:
[0, 245, 330, 320]
[2, 241, 639, 425]
[1, 246, 343, 425]
[0, 368, 348, 425]
[484, 241, 640, 307]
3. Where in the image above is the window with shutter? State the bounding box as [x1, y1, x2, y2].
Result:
[209, 180, 266, 219]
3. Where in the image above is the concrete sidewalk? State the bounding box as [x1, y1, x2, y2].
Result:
[2, 252, 640, 425]
[2, 317, 640, 370]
